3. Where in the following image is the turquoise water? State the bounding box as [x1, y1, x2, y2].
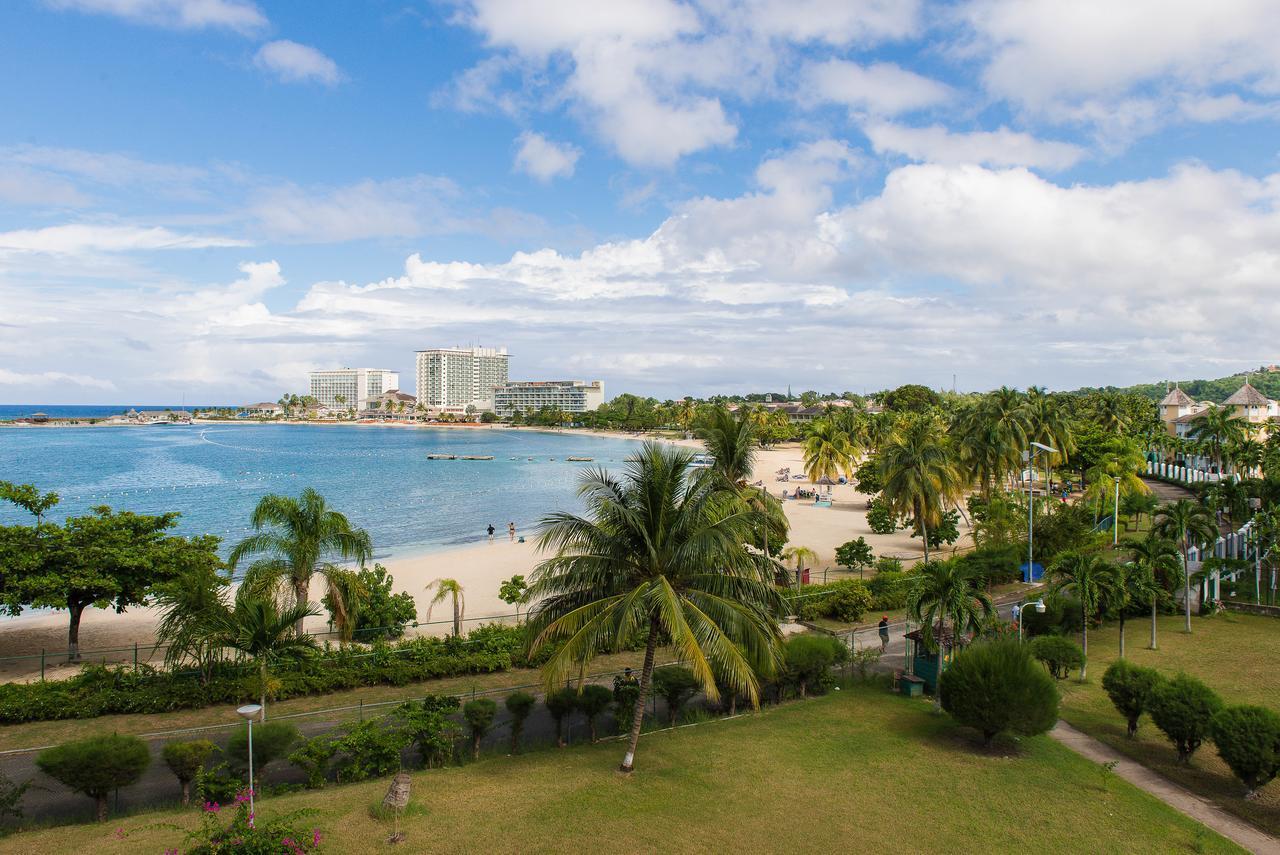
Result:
[0, 425, 641, 558]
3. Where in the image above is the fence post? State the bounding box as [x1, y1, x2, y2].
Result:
[359, 699, 363, 722]
[40, 648, 45, 682]
[133, 642, 138, 672]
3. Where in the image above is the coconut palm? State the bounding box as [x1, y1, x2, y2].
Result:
[1123, 535, 1179, 650]
[526, 442, 783, 774]
[675, 399, 698, 434]
[1094, 395, 1130, 435]
[1083, 442, 1151, 522]
[802, 418, 857, 483]
[228, 488, 372, 638]
[781, 545, 819, 589]
[1021, 387, 1075, 489]
[213, 591, 318, 720]
[878, 415, 964, 563]
[1188, 406, 1247, 475]
[1047, 551, 1121, 679]
[700, 406, 757, 486]
[425, 578, 466, 637]
[1110, 559, 1159, 659]
[906, 559, 993, 707]
[1155, 499, 1219, 633]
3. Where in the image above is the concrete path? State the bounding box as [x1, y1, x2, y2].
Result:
[1050, 721, 1280, 855]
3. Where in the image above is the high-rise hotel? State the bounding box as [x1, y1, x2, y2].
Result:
[415, 346, 509, 411]
[308, 368, 399, 411]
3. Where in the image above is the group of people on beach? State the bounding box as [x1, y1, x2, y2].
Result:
[486, 522, 517, 542]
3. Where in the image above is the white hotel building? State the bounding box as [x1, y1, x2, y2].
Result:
[494, 380, 605, 417]
[308, 368, 399, 411]
[415, 346, 510, 412]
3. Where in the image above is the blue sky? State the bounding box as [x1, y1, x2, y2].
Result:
[1, 0, 1279, 404]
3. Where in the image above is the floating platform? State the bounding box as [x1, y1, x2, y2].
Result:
[567, 456, 594, 462]
[460, 455, 494, 461]
[426, 454, 457, 460]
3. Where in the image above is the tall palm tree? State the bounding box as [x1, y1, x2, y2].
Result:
[1123, 535, 1179, 650]
[526, 442, 782, 774]
[1188, 406, 1247, 475]
[1110, 559, 1158, 659]
[1022, 388, 1075, 486]
[1047, 551, 1121, 679]
[907, 560, 993, 708]
[781, 545, 819, 589]
[802, 418, 857, 483]
[675, 399, 698, 435]
[425, 578, 466, 637]
[228, 488, 372, 637]
[878, 415, 964, 564]
[213, 591, 318, 720]
[1154, 499, 1219, 633]
[1094, 395, 1129, 435]
[700, 406, 756, 486]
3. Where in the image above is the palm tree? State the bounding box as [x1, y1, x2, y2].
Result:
[700, 406, 756, 486]
[526, 442, 782, 774]
[425, 578, 466, 637]
[907, 560, 993, 708]
[1021, 387, 1075, 490]
[781, 545, 819, 589]
[213, 591, 318, 720]
[1123, 535, 1178, 650]
[675, 399, 697, 435]
[153, 566, 232, 684]
[802, 418, 856, 483]
[228, 489, 372, 637]
[1110, 559, 1158, 659]
[1154, 499, 1219, 633]
[878, 415, 964, 563]
[1188, 407, 1246, 475]
[1047, 551, 1121, 679]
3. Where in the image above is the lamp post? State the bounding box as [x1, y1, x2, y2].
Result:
[1025, 442, 1058, 582]
[1113, 476, 1121, 546]
[236, 704, 263, 823]
[1016, 599, 1046, 644]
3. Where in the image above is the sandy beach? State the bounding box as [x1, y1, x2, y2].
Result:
[0, 437, 965, 681]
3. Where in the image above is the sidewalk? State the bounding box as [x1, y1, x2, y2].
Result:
[1050, 721, 1280, 855]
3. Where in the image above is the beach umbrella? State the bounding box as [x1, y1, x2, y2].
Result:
[383, 771, 411, 843]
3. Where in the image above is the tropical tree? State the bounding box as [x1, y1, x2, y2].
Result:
[526, 442, 783, 773]
[1154, 499, 1219, 633]
[153, 564, 232, 683]
[228, 488, 372, 637]
[1021, 387, 1075, 489]
[906, 560, 993, 708]
[1188, 406, 1247, 474]
[878, 415, 964, 564]
[425, 578, 466, 637]
[212, 590, 318, 720]
[1047, 551, 1121, 679]
[1124, 535, 1180, 650]
[700, 406, 787, 560]
[1110, 558, 1159, 659]
[780, 545, 818, 588]
[0, 481, 60, 526]
[802, 418, 856, 483]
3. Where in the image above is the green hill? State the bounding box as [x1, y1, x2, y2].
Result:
[1073, 365, 1280, 404]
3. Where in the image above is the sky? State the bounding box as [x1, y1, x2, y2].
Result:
[1, 0, 1279, 404]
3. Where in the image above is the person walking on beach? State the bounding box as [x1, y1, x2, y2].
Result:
[487, 524, 495, 541]
[878, 616, 890, 652]
[508, 521, 516, 542]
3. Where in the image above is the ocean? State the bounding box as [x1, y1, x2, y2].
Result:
[0, 424, 643, 558]
[0, 404, 222, 420]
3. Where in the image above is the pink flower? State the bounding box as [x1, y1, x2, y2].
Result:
[312, 829, 322, 846]
[202, 801, 221, 813]
[114, 828, 126, 839]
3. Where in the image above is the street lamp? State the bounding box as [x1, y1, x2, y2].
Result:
[1017, 599, 1046, 643]
[1113, 475, 1121, 546]
[1025, 442, 1057, 582]
[236, 704, 263, 823]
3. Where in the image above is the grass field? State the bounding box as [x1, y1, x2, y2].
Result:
[1056, 611, 1280, 837]
[0, 684, 1241, 854]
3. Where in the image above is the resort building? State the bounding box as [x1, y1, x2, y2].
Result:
[308, 368, 399, 411]
[241, 402, 282, 417]
[493, 380, 605, 417]
[1161, 380, 1280, 441]
[415, 346, 509, 412]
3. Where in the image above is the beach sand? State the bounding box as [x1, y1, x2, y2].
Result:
[0, 438, 964, 681]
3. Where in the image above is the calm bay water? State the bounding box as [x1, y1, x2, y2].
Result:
[0, 425, 641, 558]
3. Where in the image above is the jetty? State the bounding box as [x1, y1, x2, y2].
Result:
[460, 455, 494, 461]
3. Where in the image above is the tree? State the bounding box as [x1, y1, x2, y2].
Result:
[463, 698, 497, 760]
[835, 537, 874, 579]
[652, 665, 700, 724]
[545, 687, 577, 748]
[938, 638, 1059, 746]
[425, 578, 466, 637]
[907, 560, 994, 708]
[36, 734, 150, 822]
[505, 691, 536, 754]
[1111, 556, 1159, 658]
[212, 590, 318, 720]
[1047, 551, 1121, 679]
[1188, 407, 1247, 475]
[327, 564, 415, 641]
[319, 567, 367, 644]
[498, 574, 529, 620]
[780, 546, 818, 588]
[1147, 673, 1223, 764]
[227, 720, 300, 775]
[162, 740, 216, 806]
[1124, 535, 1180, 650]
[228, 488, 372, 638]
[878, 415, 964, 564]
[1101, 660, 1163, 737]
[782, 634, 848, 697]
[1210, 706, 1280, 799]
[0, 481, 59, 526]
[699, 406, 757, 485]
[1027, 635, 1084, 680]
[576, 684, 614, 742]
[882, 384, 940, 413]
[802, 418, 856, 483]
[1154, 499, 1218, 633]
[153, 564, 232, 684]
[527, 442, 782, 773]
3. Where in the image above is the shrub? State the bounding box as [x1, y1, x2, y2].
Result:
[332, 718, 411, 782]
[505, 691, 536, 754]
[868, 568, 911, 610]
[36, 733, 151, 822]
[463, 698, 498, 760]
[0, 770, 30, 822]
[652, 665, 701, 724]
[957, 544, 1023, 587]
[866, 497, 897, 534]
[226, 721, 300, 775]
[1210, 705, 1280, 799]
[576, 684, 614, 743]
[397, 695, 459, 767]
[288, 735, 339, 790]
[850, 647, 883, 682]
[1147, 673, 1224, 764]
[938, 638, 1059, 746]
[1028, 635, 1085, 680]
[1101, 661, 1164, 737]
[349, 564, 418, 641]
[835, 537, 874, 577]
[1021, 594, 1084, 638]
[162, 739, 217, 805]
[183, 797, 321, 854]
[612, 671, 642, 734]
[827, 581, 873, 623]
[546, 687, 577, 747]
[783, 634, 848, 697]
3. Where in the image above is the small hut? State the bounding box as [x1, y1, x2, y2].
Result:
[903, 625, 958, 695]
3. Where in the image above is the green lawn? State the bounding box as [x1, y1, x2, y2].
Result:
[1057, 611, 1280, 837]
[1, 685, 1240, 854]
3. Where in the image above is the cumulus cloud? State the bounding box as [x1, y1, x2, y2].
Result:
[864, 122, 1085, 170]
[254, 40, 343, 85]
[513, 132, 581, 182]
[802, 60, 952, 115]
[45, 0, 266, 33]
[0, 368, 116, 390]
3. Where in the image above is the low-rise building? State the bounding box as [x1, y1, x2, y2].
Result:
[242, 402, 283, 417]
[308, 368, 399, 411]
[494, 380, 604, 417]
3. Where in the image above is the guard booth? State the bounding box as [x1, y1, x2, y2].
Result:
[903, 625, 956, 695]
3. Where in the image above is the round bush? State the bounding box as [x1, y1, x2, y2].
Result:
[783, 634, 849, 698]
[1101, 660, 1164, 738]
[161, 739, 216, 805]
[505, 691, 536, 754]
[463, 698, 497, 759]
[938, 638, 1059, 746]
[1147, 673, 1223, 764]
[36, 733, 151, 822]
[827, 582, 873, 623]
[576, 684, 614, 742]
[1028, 635, 1085, 680]
[1210, 705, 1280, 798]
[652, 665, 702, 724]
[226, 720, 300, 772]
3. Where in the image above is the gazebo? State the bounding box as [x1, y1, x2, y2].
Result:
[903, 625, 958, 695]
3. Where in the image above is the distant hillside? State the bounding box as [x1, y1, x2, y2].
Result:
[1072, 366, 1280, 403]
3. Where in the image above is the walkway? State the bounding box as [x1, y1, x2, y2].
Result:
[1050, 721, 1280, 854]
[1140, 475, 1197, 504]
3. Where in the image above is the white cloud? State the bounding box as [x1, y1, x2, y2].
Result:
[44, 0, 266, 33]
[864, 122, 1086, 170]
[0, 166, 91, 207]
[254, 40, 343, 86]
[802, 60, 952, 115]
[513, 132, 581, 182]
[248, 175, 462, 242]
[736, 0, 921, 46]
[0, 368, 116, 390]
[0, 224, 248, 255]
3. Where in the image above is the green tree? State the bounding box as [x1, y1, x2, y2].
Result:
[1047, 551, 1121, 679]
[835, 537, 874, 579]
[1210, 706, 1280, 799]
[425, 578, 466, 637]
[327, 563, 415, 641]
[1188, 407, 1247, 475]
[0, 481, 60, 526]
[576, 684, 614, 742]
[504, 691, 536, 754]
[907, 560, 994, 708]
[1147, 673, 1223, 764]
[36, 733, 150, 822]
[212, 591, 319, 720]
[153, 563, 232, 683]
[527, 442, 782, 773]
[802, 418, 856, 483]
[1101, 660, 1164, 738]
[879, 415, 964, 564]
[881, 384, 941, 413]
[939, 638, 1059, 746]
[228, 488, 372, 638]
[1111, 552, 1161, 658]
[1154, 499, 1218, 633]
[652, 665, 701, 724]
[545, 687, 577, 748]
[498, 574, 529, 619]
[162, 739, 216, 806]
[463, 698, 497, 760]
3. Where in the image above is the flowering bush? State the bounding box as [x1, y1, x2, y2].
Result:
[183, 790, 322, 854]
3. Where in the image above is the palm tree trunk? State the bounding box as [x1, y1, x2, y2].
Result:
[293, 577, 310, 638]
[1150, 599, 1159, 650]
[1080, 604, 1088, 680]
[453, 597, 461, 638]
[260, 660, 268, 721]
[1118, 613, 1125, 659]
[919, 502, 930, 564]
[934, 613, 945, 711]
[1182, 542, 1192, 633]
[620, 616, 660, 773]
